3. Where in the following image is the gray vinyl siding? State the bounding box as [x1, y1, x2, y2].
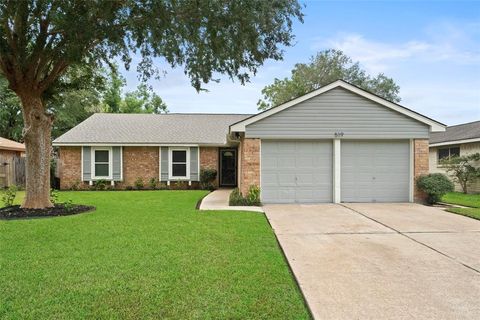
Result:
[160, 147, 169, 181]
[112, 146, 122, 180]
[246, 87, 429, 139]
[190, 147, 199, 181]
[82, 146, 91, 181]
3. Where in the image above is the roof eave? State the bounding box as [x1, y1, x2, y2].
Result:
[429, 137, 480, 147]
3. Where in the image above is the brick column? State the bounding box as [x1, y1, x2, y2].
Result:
[199, 147, 219, 187]
[239, 137, 260, 195]
[414, 139, 429, 202]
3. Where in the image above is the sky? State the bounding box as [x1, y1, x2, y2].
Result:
[119, 0, 480, 126]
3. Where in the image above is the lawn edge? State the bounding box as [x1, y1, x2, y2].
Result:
[262, 213, 314, 320]
[445, 208, 480, 221]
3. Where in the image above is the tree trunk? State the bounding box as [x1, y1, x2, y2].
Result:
[19, 93, 54, 209]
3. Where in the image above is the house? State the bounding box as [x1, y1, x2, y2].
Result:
[429, 120, 480, 193]
[0, 137, 26, 187]
[53, 80, 445, 203]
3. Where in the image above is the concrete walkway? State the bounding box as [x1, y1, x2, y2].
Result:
[264, 203, 480, 319]
[199, 188, 263, 212]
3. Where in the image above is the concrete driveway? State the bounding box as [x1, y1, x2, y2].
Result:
[264, 203, 480, 319]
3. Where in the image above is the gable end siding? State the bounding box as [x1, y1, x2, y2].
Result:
[246, 87, 429, 139]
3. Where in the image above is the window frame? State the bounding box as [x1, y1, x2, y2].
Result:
[438, 146, 460, 162]
[91, 147, 113, 180]
[168, 147, 190, 180]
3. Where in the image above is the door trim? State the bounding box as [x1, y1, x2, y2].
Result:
[219, 148, 237, 187]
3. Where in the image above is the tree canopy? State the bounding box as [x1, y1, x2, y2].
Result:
[0, 67, 167, 141]
[257, 49, 401, 110]
[0, 0, 303, 208]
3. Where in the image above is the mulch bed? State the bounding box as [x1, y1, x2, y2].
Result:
[0, 204, 95, 220]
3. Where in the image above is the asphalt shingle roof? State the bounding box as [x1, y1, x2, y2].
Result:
[430, 120, 480, 144]
[0, 137, 25, 152]
[53, 113, 252, 145]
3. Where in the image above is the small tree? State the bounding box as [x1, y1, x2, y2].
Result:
[439, 153, 480, 194]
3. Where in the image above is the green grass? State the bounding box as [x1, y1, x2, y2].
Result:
[442, 192, 480, 221]
[0, 191, 309, 319]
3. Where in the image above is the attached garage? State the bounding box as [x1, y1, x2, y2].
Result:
[341, 140, 410, 202]
[261, 140, 332, 203]
[232, 80, 446, 204]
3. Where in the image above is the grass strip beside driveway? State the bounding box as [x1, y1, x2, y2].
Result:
[442, 192, 480, 221]
[0, 191, 309, 319]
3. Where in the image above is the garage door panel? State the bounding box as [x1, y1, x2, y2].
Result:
[261, 140, 332, 203]
[341, 140, 410, 203]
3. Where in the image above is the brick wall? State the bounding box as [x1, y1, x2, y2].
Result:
[59, 146, 223, 189]
[239, 137, 260, 195]
[414, 139, 429, 202]
[199, 147, 219, 187]
[119, 146, 159, 187]
[59, 147, 82, 189]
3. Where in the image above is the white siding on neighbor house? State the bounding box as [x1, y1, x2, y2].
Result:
[429, 142, 480, 193]
[246, 87, 430, 139]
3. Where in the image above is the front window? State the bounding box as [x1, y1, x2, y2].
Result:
[170, 149, 189, 178]
[93, 149, 111, 178]
[438, 146, 460, 161]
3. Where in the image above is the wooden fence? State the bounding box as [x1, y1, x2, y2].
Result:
[0, 155, 26, 188]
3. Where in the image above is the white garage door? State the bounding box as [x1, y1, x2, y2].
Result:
[341, 140, 410, 202]
[261, 140, 332, 203]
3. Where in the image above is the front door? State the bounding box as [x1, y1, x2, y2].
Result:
[220, 149, 237, 187]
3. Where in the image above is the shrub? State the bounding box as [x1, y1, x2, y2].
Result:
[170, 180, 188, 190]
[416, 173, 454, 204]
[246, 185, 261, 206]
[200, 169, 217, 190]
[134, 177, 144, 190]
[94, 179, 107, 190]
[2, 185, 17, 207]
[229, 188, 246, 206]
[126, 186, 134, 190]
[63, 199, 74, 212]
[50, 188, 59, 205]
[158, 182, 168, 190]
[229, 186, 261, 206]
[149, 177, 157, 190]
[70, 180, 81, 191]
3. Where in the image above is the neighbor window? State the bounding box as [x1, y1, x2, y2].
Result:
[93, 149, 111, 178]
[170, 149, 189, 178]
[438, 146, 460, 161]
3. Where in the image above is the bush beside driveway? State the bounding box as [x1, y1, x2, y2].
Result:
[0, 191, 309, 319]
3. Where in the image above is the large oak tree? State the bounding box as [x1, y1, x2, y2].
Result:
[258, 49, 400, 110]
[0, 0, 303, 208]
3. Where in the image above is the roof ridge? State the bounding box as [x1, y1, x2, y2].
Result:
[446, 120, 480, 128]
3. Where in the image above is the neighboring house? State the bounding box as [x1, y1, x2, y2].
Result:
[53, 80, 445, 203]
[429, 120, 480, 193]
[0, 137, 26, 187]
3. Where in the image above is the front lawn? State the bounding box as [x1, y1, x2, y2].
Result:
[0, 191, 309, 319]
[441, 192, 480, 221]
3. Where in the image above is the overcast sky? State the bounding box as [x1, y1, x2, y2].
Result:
[119, 0, 480, 126]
